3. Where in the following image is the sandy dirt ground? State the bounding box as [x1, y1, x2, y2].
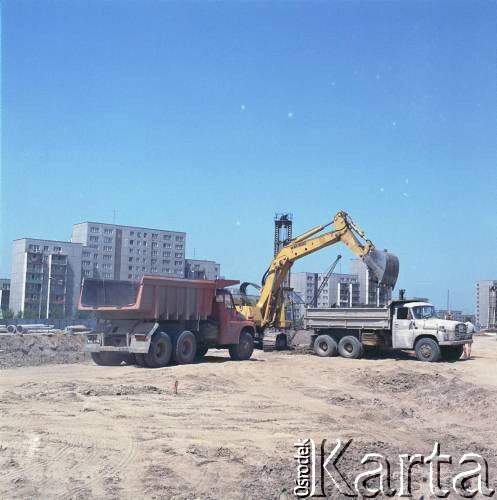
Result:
[0, 336, 496, 499]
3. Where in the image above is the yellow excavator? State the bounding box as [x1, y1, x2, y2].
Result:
[234, 211, 399, 350]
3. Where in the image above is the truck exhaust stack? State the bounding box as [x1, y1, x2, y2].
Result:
[362, 248, 399, 288]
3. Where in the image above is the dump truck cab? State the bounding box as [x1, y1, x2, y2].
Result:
[79, 276, 256, 368]
[391, 301, 472, 350]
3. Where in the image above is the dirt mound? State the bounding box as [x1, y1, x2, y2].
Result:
[0, 333, 89, 369]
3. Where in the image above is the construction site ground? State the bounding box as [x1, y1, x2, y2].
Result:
[0, 335, 496, 499]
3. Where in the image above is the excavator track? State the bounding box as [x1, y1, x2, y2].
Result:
[262, 329, 288, 352]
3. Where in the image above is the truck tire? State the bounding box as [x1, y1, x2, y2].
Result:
[314, 335, 338, 357]
[135, 353, 148, 367]
[275, 334, 288, 351]
[145, 332, 173, 368]
[338, 336, 364, 359]
[441, 345, 463, 362]
[90, 352, 125, 366]
[415, 337, 441, 362]
[195, 344, 209, 359]
[229, 330, 254, 361]
[173, 331, 197, 365]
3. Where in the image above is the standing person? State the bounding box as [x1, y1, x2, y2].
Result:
[463, 321, 475, 359]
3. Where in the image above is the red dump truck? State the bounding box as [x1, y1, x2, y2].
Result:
[79, 276, 256, 368]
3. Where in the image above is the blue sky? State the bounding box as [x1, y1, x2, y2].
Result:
[1, 1, 496, 312]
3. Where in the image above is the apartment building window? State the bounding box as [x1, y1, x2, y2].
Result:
[129, 248, 133, 254]
[129, 240, 134, 245]
[135, 266, 139, 271]
[165, 268, 171, 273]
[83, 261, 91, 267]
[143, 241, 147, 247]
[162, 259, 170, 265]
[175, 245, 184, 250]
[137, 232, 142, 238]
[143, 233, 147, 238]
[128, 274, 132, 279]
[142, 258, 146, 263]
[103, 254, 112, 261]
[104, 237, 113, 243]
[175, 252, 182, 258]
[82, 251, 90, 258]
[103, 246, 112, 252]
[175, 236, 183, 242]
[94, 253, 98, 259]
[129, 257, 133, 262]
[53, 246, 62, 252]
[134, 274, 139, 279]
[89, 236, 98, 242]
[152, 242, 158, 248]
[163, 251, 171, 257]
[142, 266, 146, 271]
[163, 243, 171, 248]
[83, 270, 91, 276]
[90, 227, 99, 233]
[174, 268, 182, 274]
[151, 259, 157, 265]
[152, 233, 158, 240]
[175, 260, 182, 266]
[29, 244, 40, 252]
[151, 267, 158, 273]
[163, 234, 171, 240]
[152, 250, 158, 257]
[102, 272, 111, 279]
[43, 246, 49, 251]
[128, 266, 133, 271]
[130, 231, 134, 236]
[94, 263, 99, 269]
[103, 263, 112, 269]
[89, 244, 98, 249]
[104, 228, 113, 235]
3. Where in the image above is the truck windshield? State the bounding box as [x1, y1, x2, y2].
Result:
[412, 305, 436, 319]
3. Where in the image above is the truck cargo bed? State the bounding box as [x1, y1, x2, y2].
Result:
[79, 276, 238, 321]
[304, 306, 390, 330]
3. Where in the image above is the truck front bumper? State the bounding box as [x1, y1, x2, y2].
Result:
[438, 339, 473, 346]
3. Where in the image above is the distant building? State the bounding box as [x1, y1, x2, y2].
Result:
[476, 280, 497, 329]
[71, 222, 186, 281]
[349, 258, 392, 306]
[9, 239, 82, 318]
[290, 272, 360, 310]
[436, 309, 464, 321]
[185, 259, 220, 280]
[0, 279, 10, 313]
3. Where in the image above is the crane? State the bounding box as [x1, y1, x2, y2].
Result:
[309, 254, 342, 307]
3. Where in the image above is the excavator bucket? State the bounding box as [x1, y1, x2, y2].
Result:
[362, 249, 399, 288]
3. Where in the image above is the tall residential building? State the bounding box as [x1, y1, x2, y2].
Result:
[9, 239, 82, 318]
[71, 222, 186, 281]
[185, 259, 221, 280]
[475, 280, 497, 329]
[290, 272, 360, 310]
[0, 279, 10, 312]
[349, 258, 392, 306]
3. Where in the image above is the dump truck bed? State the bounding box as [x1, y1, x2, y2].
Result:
[79, 276, 238, 321]
[304, 306, 391, 330]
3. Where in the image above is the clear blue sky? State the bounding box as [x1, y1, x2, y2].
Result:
[1, 1, 496, 312]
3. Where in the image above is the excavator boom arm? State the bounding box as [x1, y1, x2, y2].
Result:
[255, 211, 398, 328]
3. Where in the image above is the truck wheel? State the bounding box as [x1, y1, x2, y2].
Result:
[135, 353, 148, 367]
[145, 332, 173, 368]
[441, 345, 463, 362]
[91, 352, 125, 366]
[314, 335, 338, 357]
[174, 331, 196, 365]
[275, 334, 288, 351]
[338, 336, 364, 359]
[90, 352, 106, 366]
[415, 337, 441, 362]
[229, 330, 254, 361]
[195, 344, 209, 359]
